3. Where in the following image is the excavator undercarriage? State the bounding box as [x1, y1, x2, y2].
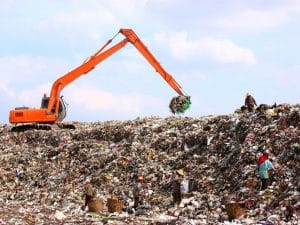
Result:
[11, 96, 75, 132]
[11, 123, 76, 132]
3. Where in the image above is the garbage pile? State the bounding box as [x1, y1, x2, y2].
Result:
[0, 104, 299, 224]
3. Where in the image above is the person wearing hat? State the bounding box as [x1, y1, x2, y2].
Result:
[257, 151, 275, 190]
[133, 176, 144, 209]
[244, 92, 257, 112]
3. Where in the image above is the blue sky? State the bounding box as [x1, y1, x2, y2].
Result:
[1, 0, 299, 123]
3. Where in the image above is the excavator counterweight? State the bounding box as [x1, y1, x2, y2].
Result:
[9, 28, 190, 129]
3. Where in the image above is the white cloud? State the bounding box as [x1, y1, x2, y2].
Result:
[0, 82, 15, 98]
[179, 71, 207, 84]
[0, 55, 72, 108]
[273, 64, 300, 87]
[2, 81, 164, 118]
[34, 0, 156, 41]
[107, 0, 149, 18]
[155, 31, 257, 65]
[18, 83, 52, 106]
[0, 0, 15, 11]
[215, 1, 300, 31]
[0, 53, 164, 117]
[65, 85, 162, 115]
[0, 80, 53, 118]
[0, 55, 68, 84]
[283, 0, 300, 12]
[215, 9, 289, 30]
[36, 5, 118, 41]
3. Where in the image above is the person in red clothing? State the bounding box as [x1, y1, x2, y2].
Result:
[244, 92, 257, 112]
[257, 152, 268, 166]
[257, 151, 275, 190]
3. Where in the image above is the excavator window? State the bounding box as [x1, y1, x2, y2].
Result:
[41, 95, 49, 109]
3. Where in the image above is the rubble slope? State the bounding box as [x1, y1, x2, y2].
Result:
[0, 104, 299, 224]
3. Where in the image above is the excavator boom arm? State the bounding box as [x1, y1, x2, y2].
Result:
[10, 28, 188, 124]
[119, 29, 185, 96]
[47, 38, 129, 115]
[48, 28, 186, 115]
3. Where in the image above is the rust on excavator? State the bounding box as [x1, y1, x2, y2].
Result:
[9, 28, 190, 131]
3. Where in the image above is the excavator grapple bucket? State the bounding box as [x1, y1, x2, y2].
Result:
[169, 96, 191, 114]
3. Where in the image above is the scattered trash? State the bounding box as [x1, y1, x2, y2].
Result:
[0, 103, 299, 224]
[51, 210, 66, 221]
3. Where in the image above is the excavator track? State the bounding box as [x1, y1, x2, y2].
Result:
[11, 124, 52, 132]
[56, 123, 76, 129]
[11, 123, 76, 132]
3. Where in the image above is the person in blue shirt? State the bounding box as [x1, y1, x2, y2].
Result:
[257, 151, 275, 190]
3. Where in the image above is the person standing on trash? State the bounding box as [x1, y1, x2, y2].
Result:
[133, 176, 144, 209]
[81, 179, 103, 212]
[172, 172, 182, 204]
[172, 169, 189, 204]
[244, 92, 257, 112]
[257, 151, 275, 190]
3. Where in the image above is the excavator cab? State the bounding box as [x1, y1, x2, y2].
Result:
[40, 94, 67, 121]
[41, 94, 49, 109]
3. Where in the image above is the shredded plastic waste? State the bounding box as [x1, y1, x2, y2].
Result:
[0, 103, 299, 224]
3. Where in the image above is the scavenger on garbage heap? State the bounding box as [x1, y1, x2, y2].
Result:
[82, 179, 103, 212]
[172, 170, 183, 204]
[172, 169, 190, 205]
[244, 92, 257, 112]
[257, 151, 275, 190]
[133, 176, 144, 209]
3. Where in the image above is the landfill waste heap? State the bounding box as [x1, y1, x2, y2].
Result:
[0, 104, 299, 224]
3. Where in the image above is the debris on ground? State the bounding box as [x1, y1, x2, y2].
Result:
[0, 104, 299, 224]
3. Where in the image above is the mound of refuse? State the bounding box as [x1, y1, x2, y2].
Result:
[0, 104, 299, 224]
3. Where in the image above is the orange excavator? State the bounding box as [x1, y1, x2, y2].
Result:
[9, 28, 190, 131]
